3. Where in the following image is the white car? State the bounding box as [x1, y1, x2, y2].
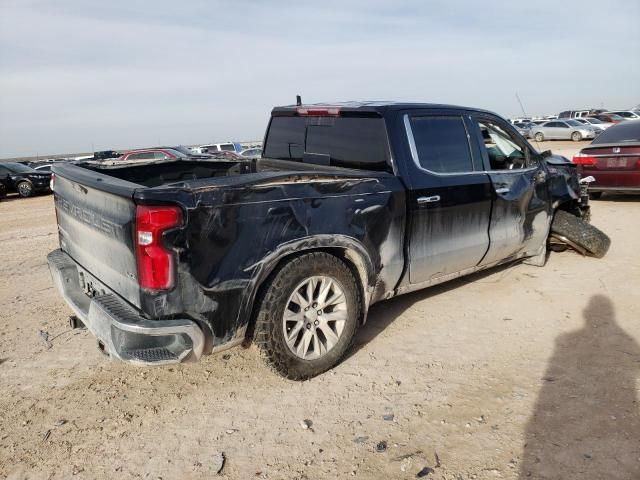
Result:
[239, 148, 262, 158]
[197, 142, 242, 154]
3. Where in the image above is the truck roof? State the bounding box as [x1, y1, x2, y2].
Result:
[272, 101, 495, 117]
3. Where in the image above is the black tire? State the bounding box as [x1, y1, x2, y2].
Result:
[589, 192, 603, 200]
[17, 181, 33, 198]
[254, 252, 361, 380]
[534, 132, 544, 142]
[571, 131, 582, 142]
[550, 210, 610, 258]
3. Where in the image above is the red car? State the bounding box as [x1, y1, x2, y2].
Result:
[117, 147, 190, 162]
[572, 121, 640, 198]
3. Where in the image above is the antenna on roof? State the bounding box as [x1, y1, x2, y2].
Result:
[296, 95, 302, 106]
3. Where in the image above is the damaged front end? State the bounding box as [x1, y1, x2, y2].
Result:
[544, 152, 591, 221]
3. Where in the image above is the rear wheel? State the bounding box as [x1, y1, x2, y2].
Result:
[254, 252, 360, 380]
[550, 210, 610, 258]
[17, 181, 33, 198]
[534, 132, 544, 142]
[571, 131, 582, 142]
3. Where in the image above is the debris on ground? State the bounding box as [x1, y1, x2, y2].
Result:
[353, 436, 368, 444]
[300, 419, 312, 430]
[212, 451, 225, 474]
[382, 413, 394, 421]
[376, 441, 387, 453]
[416, 466, 435, 477]
[393, 451, 423, 461]
[38, 330, 52, 349]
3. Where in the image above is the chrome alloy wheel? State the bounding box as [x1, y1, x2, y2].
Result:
[282, 275, 348, 360]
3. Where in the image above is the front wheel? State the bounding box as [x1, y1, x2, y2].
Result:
[17, 181, 34, 198]
[254, 252, 361, 380]
[534, 132, 544, 142]
[571, 131, 582, 142]
[550, 210, 610, 258]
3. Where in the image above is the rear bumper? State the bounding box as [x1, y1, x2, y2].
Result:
[47, 249, 205, 365]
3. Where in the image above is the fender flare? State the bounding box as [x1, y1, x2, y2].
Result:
[239, 234, 377, 338]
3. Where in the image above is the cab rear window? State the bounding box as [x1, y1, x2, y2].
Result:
[263, 116, 391, 172]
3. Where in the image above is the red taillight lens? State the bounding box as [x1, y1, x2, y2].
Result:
[135, 205, 182, 291]
[572, 153, 597, 166]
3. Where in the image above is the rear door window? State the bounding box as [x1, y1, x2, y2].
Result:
[264, 116, 391, 172]
[408, 116, 473, 173]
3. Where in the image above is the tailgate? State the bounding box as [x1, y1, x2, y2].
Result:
[53, 165, 142, 307]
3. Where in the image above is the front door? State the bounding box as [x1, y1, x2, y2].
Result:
[469, 115, 552, 266]
[402, 112, 493, 284]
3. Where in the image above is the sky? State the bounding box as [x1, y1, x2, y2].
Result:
[0, 0, 639, 158]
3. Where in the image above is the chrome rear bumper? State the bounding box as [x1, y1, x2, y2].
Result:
[47, 249, 205, 365]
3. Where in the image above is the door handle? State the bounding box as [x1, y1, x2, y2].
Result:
[417, 195, 440, 205]
[495, 187, 510, 195]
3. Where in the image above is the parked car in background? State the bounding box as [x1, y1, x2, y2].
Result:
[115, 147, 206, 162]
[0, 162, 52, 197]
[572, 121, 640, 198]
[198, 142, 243, 154]
[558, 109, 606, 119]
[573, 118, 607, 135]
[530, 120, 596, 142]
[513, 122, 533, 138]
[94, 150, 121, 160]
[33, 164, 54, 172]
[589, 113, 626, 124]
[0, 175, 8, 200]
[580, 117, 614, 130]
[606, 111, 640, 120]
[239, 147, 262, 158]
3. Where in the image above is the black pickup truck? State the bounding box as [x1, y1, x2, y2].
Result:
[47, 102, 606, 379]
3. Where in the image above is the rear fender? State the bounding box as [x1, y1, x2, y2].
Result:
[239, 235, 376, 340]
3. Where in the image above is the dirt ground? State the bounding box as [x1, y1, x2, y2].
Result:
[1, 142, 639, 479]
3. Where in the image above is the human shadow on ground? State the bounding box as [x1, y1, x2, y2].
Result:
[520, 294, 640, 479]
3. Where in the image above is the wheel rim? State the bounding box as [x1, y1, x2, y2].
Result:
[282, 275, 347, 360]
[18, 183, 30, 195]
[535, 133, 543, 141]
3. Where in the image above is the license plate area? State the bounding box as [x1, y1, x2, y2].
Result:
[606, 158, 627, 168]
[77, 268, 109, 298]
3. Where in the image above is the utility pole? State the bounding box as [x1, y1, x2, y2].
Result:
[515, 92, 528, 118]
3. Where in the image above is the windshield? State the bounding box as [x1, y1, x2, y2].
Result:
[585, 118, 603, 124]
[5, 163, 36, 173]
[608, 114, 625, 121]
[565, 120, 583, 127]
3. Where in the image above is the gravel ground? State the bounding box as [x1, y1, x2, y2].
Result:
[1, 143, 639, 479]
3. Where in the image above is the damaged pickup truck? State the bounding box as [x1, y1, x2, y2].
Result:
[47, 102, 609, 379]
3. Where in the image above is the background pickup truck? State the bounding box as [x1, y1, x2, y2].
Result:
[48, 102, 601, 379]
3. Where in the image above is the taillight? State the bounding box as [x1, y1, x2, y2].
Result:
[296, 106, 341, 116]
[572, 153, 597, 166]
[135, 205, 182, 291]
[50, 173, 55, 191]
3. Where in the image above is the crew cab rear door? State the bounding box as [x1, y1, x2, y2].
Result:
[468, 114, 552, 266]
[401, 111, 493, 284]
